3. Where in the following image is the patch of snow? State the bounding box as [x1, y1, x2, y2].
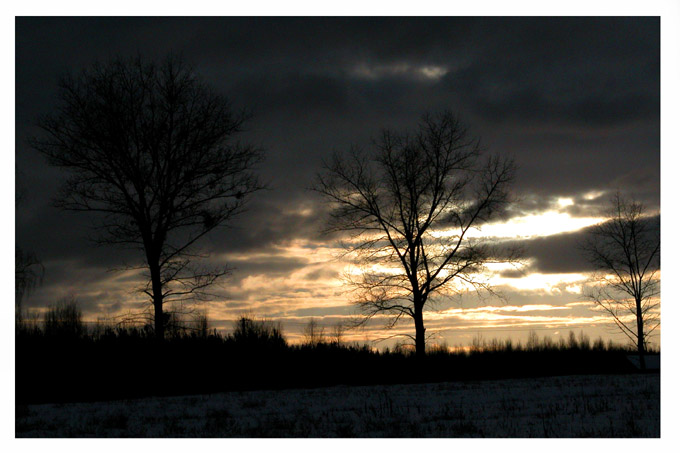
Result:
[16, 374, 659, 437]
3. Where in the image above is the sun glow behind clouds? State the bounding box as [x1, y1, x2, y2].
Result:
[583, 190, 606, 200]
[66, 196, 646, 347]
[557, 197, 574, 207]
[433, 210, 604, 240]
[427, 304, 570, 320]
[350, 62, 449, 81]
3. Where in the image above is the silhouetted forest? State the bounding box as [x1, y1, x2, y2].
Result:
[15, 307, 657, 405]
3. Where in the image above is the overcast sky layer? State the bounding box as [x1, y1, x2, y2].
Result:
[15, 17, 660, 346]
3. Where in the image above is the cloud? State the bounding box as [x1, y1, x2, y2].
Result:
[15, 17, 659, 347]
[223, 255, 310, 277]
[502, 213, 660, 275]
[349, 62, 449, 81]
[440, 17, 659, 126]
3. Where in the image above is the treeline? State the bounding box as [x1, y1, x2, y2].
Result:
[16, 301, 656, 405]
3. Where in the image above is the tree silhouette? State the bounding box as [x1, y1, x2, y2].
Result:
[302, 317, 326, 346]
[15, 247, 43, 324]
[15, 171, 44, 324]
[315, 111, 515, 357]
[32, 55, 263, 339]
[582, 193, 660, 370]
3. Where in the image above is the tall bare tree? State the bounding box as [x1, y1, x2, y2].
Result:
[315, 111, 515, 357]
[32, 55, 263, 339]
[582, 193, 660, 369]
[15, 247, 43, 324]
[15, 171, 44, 324]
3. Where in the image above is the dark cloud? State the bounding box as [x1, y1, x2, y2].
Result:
[15, 17, 659, 312]
[441, 18, 659, 126]
[511, 230, 592, 274]
[226, 255, 310, 277]
[16, 17, 659, 198]
[203, 198, 332, 255]
[504, 213, 660, 275]
[499, 268, 526, 279]
[302, 268, 340, 282]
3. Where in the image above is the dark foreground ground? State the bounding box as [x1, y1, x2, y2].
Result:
[16, 329, 650, 405]
[16, 373, 659, 437]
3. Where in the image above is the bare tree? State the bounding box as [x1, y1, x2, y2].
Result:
[582, 193, 660, 370]
[32, 55, 263, 339]
[315, 111, 515, 357]
[15, 247, 44, 324]
[15, 171, 44, 324]
[303, 317, 326, 346]
[331, 322, 345, 346]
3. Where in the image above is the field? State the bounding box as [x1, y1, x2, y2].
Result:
[16, 373, 659, 437]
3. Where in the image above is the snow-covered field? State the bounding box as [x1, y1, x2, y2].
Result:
[16, 373, 659, 437]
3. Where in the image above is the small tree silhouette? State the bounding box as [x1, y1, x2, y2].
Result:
[15, 247, 43, 325]
[330, 322, 345, 346]
[581, 192, 660, 370]
[302, 318, 326, 346]
[15, 171, 44, 325]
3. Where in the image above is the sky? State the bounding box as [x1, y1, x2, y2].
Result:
[14, 16, 660, 347]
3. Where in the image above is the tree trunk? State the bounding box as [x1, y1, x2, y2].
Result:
[636, 297, 646, 371]
[414, 307, 426, 358]
[149, 262, 165, 341]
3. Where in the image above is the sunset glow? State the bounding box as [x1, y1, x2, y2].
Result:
[15, 17, 660, 351]
[434, 210, 605, 240]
